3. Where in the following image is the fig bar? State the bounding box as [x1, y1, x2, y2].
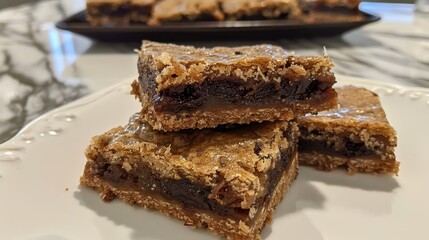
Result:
[133, 41, 337, 131]
[86, 0, 156, 26]
[222, 0, 302, 20]
[81, 113, 299, 240]
[148, 0, 224, 26]
[298, 86, 399, 174]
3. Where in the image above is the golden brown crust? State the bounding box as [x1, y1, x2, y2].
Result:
[84, 112, 298, 209]
[134, 82, 338, 131]
[148, 0, 224, 26]
[299, 151, 399, 175]
[80, 150, 298, 240]
[138, 41, 335, 91]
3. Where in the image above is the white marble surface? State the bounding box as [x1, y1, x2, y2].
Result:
[0, 0, 428, 143]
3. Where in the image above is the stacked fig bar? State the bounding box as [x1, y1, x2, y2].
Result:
[132, 41, 337, 131]
[81, 41, 340, 240]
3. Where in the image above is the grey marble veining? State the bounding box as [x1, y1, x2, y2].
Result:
[0, 0, 428, 144]
[0, 0, 88, 143]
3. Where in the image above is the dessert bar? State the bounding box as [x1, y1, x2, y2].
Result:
[297, 86, 399, 174]
[148, 0, 224, 26]
[81, 113, 299, 240]
[133, 41, 337, 131]
[221, 0, 302, 20]
[86, 0, 156, 26]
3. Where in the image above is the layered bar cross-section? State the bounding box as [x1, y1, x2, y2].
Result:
[80, 113, 299, 240]
[297, 86, 399, 174]
[133, 41, 337, 131]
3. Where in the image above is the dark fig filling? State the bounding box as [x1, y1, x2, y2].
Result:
[90, 145, 293, 221]
[298, 138, 375, 157]
[139, 73, 335, 113]
[298, 128, 386, 157]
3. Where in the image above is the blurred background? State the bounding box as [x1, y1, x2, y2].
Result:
[0, 0, 416, 9]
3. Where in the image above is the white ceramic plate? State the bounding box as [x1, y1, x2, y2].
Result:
[1, 75, 428, 240]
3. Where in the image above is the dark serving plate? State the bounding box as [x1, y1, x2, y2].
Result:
[55, 10, 380, 42]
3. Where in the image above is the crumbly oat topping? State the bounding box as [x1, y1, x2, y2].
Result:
[138, 40, 334, 91]
[85, 112, 298, 209]
[148, 0, 224, 25]
[221, 0, 302, 19]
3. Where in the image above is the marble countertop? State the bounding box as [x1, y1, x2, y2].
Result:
[0, 0, 428, 143]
